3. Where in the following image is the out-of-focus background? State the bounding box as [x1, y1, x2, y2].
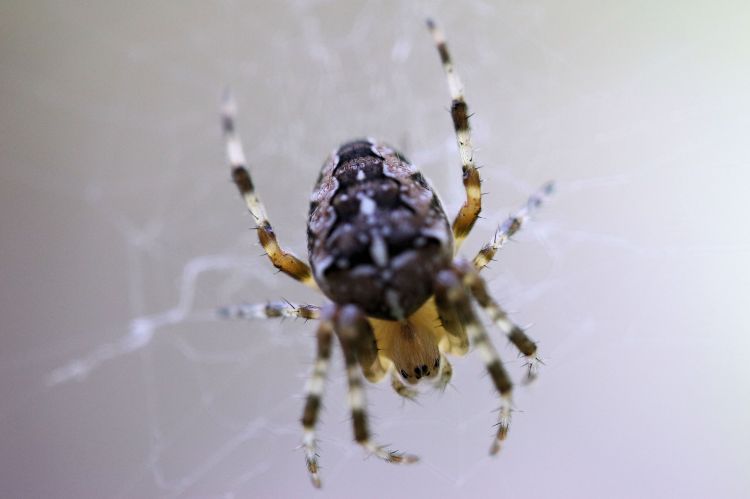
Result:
[2, 1, 749, 498]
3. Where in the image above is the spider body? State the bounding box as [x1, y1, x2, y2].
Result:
[218, 19, 555, 488]
[308, 138, 452, 321]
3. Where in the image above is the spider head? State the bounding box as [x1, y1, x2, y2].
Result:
[390, 321, 441, 385]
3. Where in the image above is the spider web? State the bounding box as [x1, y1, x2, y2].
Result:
[2, 1, 750, 498]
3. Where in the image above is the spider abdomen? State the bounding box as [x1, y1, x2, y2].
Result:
[307, 139, 453, 320]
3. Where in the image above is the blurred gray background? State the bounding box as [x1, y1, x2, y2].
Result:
[2, 1, 749, 498]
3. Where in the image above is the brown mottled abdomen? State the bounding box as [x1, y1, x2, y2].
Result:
[307, 139, 453, 320]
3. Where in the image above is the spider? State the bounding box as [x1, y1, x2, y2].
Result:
[218, 19, 553, 488]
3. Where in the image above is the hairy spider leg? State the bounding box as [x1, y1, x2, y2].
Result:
[390, 367, 419, 400]
[340, 305, 388, 383]
[455, 259, 541, 383]
[434, 353, 453, 391]
[337, 305, 419, 465]
[427, 19, 481, 250]
[221, 92, 316, 287]
[435, 267, 513, 455]
[218, 301, 321, 321]
[300, 307, 335, 488]
[473, 181, 555, 271]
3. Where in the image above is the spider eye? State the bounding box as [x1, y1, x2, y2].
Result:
[400, 369, 409, 379]
[434, 357, 440, 369]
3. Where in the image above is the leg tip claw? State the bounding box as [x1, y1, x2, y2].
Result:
[522, 355, 544, 385]
[310, 474, 321, 488]
[489, 440, 501, 455]
[397, 453, 420, 464]
[306, 458, 322, 488]
[365, 442, 420, 465]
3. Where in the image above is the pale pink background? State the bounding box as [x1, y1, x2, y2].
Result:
[2, 1, 749, 498]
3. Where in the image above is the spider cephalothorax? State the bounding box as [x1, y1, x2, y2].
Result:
[218, 19, 554, 488]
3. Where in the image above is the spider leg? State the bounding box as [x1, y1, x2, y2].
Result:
[455, 259, 541, 382]
[221, 92, 316, 288]
[427, 19, 481, 250]
[435, 267, 513, 455]
[434, 287, 469, 356]
[473, 181, 555, 271]
[341, 305, 388, 383]
[300, 306, 336, 488]
[217, 301, 321, 321]
[390, 368, 419, 400]
[336, 305, 419, 464]
[434, 353, 453, 391]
